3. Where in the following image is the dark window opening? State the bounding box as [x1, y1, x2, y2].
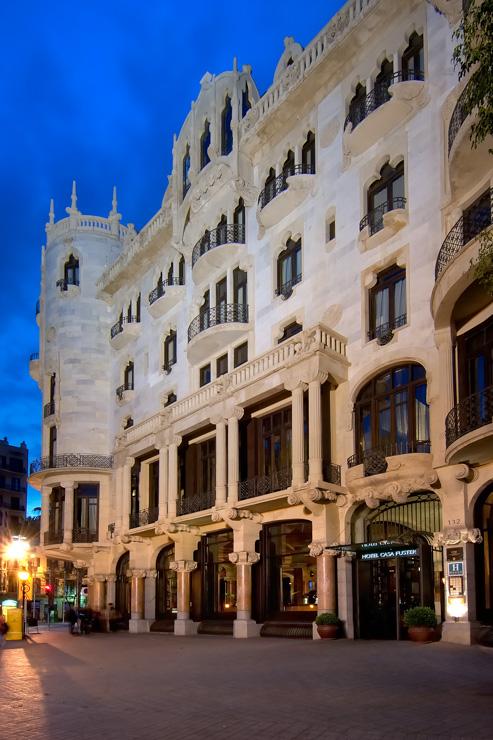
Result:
[347, 83, 367, 129]
[64, 254, 79, 287]
[221, 95, 233, 155]
[124, 361, 134, 391]
[277, 238, 302, 297]
[234, 342, 248, 368]
[402, 32, 424, 81]
[179, 256, 185, 284]
[182, 145, 191, 199]
[301, 131, 315, 174]
[241, 85, 251, 118]
[216, 354, 228, 377]
[234, 267, 247, 306]
[200, 120, 211, 170]
[369, 265, 407, 341]
[164, 330, 177, 372]
[366, 161, 405, 235]
[164, 392, 177, 407]
[200, 364, 211, 387]
[74, 484, 99, 542]
[200, 291, 210, 331]
[278, 321, 303, 343]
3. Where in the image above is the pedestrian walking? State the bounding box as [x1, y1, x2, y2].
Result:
[67, 606, 79, 635]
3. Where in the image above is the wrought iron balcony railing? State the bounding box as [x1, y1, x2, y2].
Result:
[445, 385, 493, 448]
[347, 441, 431, 475]
[43, 400, 55, 418]
[344, 70, 424, 131]
[188, 303, 249, 342]
[44, 530, 63, 546]
[258, 164, 314, 210]
[56, 278, 79, 292]
[72, 527, 99, 544]
[129, 507, 159, 529]
[368, 314, 407, 344]
[192, 223, 246, 267]
[448, 82, 470, 155]
[360, 197, 407, 236]
[116, 383, 134, 401]
[30, 454, 113, 475]
[322, 461, 342, 486]
[275, 273, 302, 299]
[435, 191, 492, 279]
[30, 352, 39, 362]
[111, 315, 139, 339]
[148, 277, 184, 305]
[177, 491, 214, 516]
[239, 467, 292, 500]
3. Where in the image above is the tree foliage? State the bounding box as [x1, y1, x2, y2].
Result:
[453, 0, 493, 150]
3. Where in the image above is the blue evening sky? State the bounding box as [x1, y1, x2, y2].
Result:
[0, 1, 345, 515]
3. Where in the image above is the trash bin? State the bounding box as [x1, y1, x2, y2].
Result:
[4, 607, 23, 640]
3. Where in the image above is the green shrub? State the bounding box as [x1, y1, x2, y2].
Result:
[403, 606, 437, 628]
[315, 612, 339, 626]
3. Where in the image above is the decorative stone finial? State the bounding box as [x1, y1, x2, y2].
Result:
[233, 56, 238, 72]
[48, 198, 55, 225]
[110, 185, 118, 216]
[66, 180, 79, 216]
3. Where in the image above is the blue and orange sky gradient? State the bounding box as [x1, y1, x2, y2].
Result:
[0, 1, 345, 514]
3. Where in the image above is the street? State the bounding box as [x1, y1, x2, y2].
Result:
[1, 632, 492, 739]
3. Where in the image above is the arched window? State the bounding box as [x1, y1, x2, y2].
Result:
[234, 198, 246, 241]
[366, 161, 405, 234]
[276, 238, 302, 298]
[475, 486, 493, 622]
[182, 145, 191, 200]
[178, 255, 185, 285]
[301, 132, 316, 174]
[347, 83, 367, 129]
[369, 265, 407, 342]
[374, 58, 394, 108]
[261, 167, 277, 208]
[167, 262, 174, 284]
[402, 32, 424, 81]
[353, 363, 430, 466]
[124, 361, 134, 392]
[282, 150, 295, 180]
[64, 254, 79, 288]
[216, 214, 227, 245]
[221, 95, 233, 155]
[200, 120, 211, 170]
[241, 85, 251, 118]
[163, 330, 177, 373]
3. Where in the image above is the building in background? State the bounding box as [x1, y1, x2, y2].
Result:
[0, 438, 28, 599]
[29, 0, 493, 644]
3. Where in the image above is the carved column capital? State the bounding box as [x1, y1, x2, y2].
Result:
[145, 569, 157, 579]
[170, 434, 182, 448]
[94, 575, 107, 583]
[228, 406, 244, 421]
[229, 551, 260, 565]
[125, 456, 135, 468]
[170, 559, 197, 573]
[106, 575, 117, 584]
[130, 569, 147, 579]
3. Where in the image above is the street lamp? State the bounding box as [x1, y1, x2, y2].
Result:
[18, 570, 30, 638]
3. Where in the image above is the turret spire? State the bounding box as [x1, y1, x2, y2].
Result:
[71, 180, 77, 210]
[110, 185, 118, 216]
[49, 198, 55, 225]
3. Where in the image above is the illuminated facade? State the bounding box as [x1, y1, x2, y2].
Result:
[29, 0, 493, 644]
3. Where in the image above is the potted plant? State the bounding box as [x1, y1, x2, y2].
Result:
[315, 612, 339, 639]
[403, 606, 438, 642]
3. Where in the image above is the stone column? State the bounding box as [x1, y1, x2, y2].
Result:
[40, 485, 51, 543]
[158, 446, 168, 520]
[310, 543, 338, 640]
[106, 575, 116, 607]
[168, 437, 181, 519]
[129, 569, 148, 633]
[291, 382, 307, 486]
[435, 328, 455, 461]
[122, 457, 134, 533]
[229, 551, 260, 638]
[63, 482, 75, 545]
[214, 417, 227, 506]
[93, 576, 106, 612]
[227, 408, 244, 504]
[308, 373, 327, 484]
[171, 560, 198, 635]
[144, 569, 157, 621]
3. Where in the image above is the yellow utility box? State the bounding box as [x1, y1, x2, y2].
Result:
[4, 607, 23, 640]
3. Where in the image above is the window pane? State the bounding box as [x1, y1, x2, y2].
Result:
[394, 390, 409, 451]
[415, 383, 429, 444]
[375, 287, 389, 329]
[392, 174, 405, 201]
[377, 397, 392, 447]
[375, 372, 392, 395]
[394, 278, 406, 320]
[393, 366, 409, 388]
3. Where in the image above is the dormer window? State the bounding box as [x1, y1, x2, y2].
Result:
[200, 120, 211, 170]
[221, 95, 233, 155]
[182, 145, 191, 200]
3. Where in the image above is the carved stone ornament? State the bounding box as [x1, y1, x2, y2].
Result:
[145, 570, 158, 579]
[434, 528, 483, 546]
[167, 523, 200, 535]
[228, 551, 260, 565]
[59, 543, 73, 553]
[130, 569, 147, 579]
[106, 575, 117, 584]
[191, 163, 230, 214]
[154, 523, 168, 536]
[308, 542, 325, 557]
[170, 560, 198, 573]
[287, 490, 302, 506]
[74, 560, 87, 569]
[94, 575, 107, 583]
[241, 106, 259, 134]
[307, 489, 338, 504]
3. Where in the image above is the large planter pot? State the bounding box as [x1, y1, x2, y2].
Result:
[407, 626, 436, 643]
[317, 624, 338, 639]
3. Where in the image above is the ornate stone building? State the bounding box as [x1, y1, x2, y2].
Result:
[29, 0, 493, 643]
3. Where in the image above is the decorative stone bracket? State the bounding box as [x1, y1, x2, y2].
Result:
[170, 560, 198, 573]
[228, 551, 260, 565]
[211, 507, 262, 524]
[348, 473, 440, 510]
[433, 528, 483, 546]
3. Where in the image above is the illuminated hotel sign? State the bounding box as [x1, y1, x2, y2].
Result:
[361, 546, 418, 560]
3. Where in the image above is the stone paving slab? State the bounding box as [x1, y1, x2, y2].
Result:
[1, 633, 492, 739]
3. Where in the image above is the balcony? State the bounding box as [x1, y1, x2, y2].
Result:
[110, 316, 140, 350]
[187, 303, 249, 365]
[359, 197, 407, 250]
[116, 383, 134, 404]
[72, 527, 99, 544]
[129, 507, 159, 529]
[344, 71, 426, 158]
[435, 193, 492, 280]
[239, 468, 292, 501]
[368, 314, 407, 345]
[43, 400, 55, 419]
[192, 224, 246, 284]
[258, 165, 315, 230]
[445, 385, 493, 465]
[56, 278, 80, 296]
[275, 273, 302, 300]
[347, 441, 431, 476]
[448, 81, 493, 198]
[44, 530, 63, 546]
[30, 454, 113, 475]
[29, 352, 40, 382]
[177, 490, 214, 516]
[148, 277, 185, 319]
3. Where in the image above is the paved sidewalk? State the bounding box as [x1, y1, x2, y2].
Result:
[1, 632, 492, 739]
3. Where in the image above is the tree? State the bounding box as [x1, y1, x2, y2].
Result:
[453, 1, 493, 295]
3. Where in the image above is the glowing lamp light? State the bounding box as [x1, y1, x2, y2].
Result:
[447, 597, 467, 620]
[6, 537, 30, 561]
[18, 571, 29, 582]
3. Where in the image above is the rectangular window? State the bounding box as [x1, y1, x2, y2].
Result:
[164, 330, 177, 371]
[216, 277, 227, 311]
[369, 265, 406, 341]
[49, 426, 57, 466]
[326, 219, 335, 242]
[234, 342, 248, 367]
[233, 267, 247, 306]
[216, 354, 228, 377]
[200, 364, 211, 387]
[74, 484, 99, 542]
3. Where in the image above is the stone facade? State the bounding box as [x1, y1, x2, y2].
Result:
[30, 0, 493, 643]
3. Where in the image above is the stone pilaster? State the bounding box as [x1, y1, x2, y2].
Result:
[122, 457, 134, 533]
[168, 437, 181, 519]
[144, 569, 157, 621]
[106, 575, 116, 607]
[284, 380, 307, 487]
[40, 485, 51, 541]
[227, 408, 244, 504]
[92, 575, 106, 611]
[63, 482, 76, 545]
[158, 446, 168, 520]
[129, 569, 148, 633]
[213, 417, 227, 506]
[308, 372, 328, 484]
[171, 559, 197, 635]
[310, 543, 338, 640]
